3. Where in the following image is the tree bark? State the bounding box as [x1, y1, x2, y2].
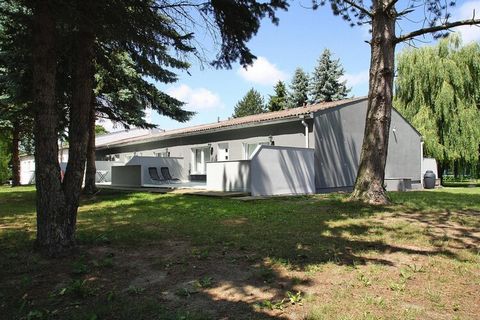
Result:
[62, 26, 96, 239]
[83, 98, 98, 195]
[32, 0, 71, 256]
[11, 121, 21, 187]
[33, 0, 96, 257]
[350, 2, 396, 205]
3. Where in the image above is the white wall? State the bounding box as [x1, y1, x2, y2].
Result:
[250, 145, 315, 196]
[20, 156, 35, 185]
[125, 156, 187, 185]
[422, 158, 438, 178]
[206, 161, 250, 192]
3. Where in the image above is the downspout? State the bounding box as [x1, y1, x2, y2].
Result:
[301, 119, 309, 148]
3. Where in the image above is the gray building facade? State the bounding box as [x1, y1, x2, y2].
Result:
[96, 97, 422, 192]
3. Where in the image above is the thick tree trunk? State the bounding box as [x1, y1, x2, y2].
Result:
[11, 121, 21, 187]
[32, 0, 71, 256]
[350, 4, 396, 205]
[83, 98, 98, 195]
[62, 27, 96, 238]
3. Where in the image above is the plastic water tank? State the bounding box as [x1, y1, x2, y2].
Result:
[423, 170, 436, 189]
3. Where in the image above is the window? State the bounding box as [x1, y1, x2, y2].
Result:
[218, 143, 229, 161]
[243, 142, 269, 159]
[191, 147, 210, 174]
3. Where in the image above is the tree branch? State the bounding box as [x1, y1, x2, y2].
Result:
[341, 0, 372, 18]
[395, 17, 480, 43]
[384, 0, 399, 13]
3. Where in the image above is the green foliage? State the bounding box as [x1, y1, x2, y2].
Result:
[394, 36, 480, 169]
[289, 67, 309, 108]
[310, 49, 349, 103]
[94, 125, 108, 136]
[233, 88, 265, 118]
[268, 80, 289, 111]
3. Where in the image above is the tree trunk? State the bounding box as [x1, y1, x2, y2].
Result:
[11, 121, 21, 187]
[350, 4, 396, 205]
[83, 98, 98, 195]
[32, 0, 71, 256]
[62, 26, 96, 240]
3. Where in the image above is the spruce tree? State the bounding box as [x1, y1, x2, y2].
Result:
[233, 89, 265, 118]
[289, 68, 309, 108]
[310, 49, 349, 103]
[268, 81, 289, 111]
[5, 0, 288, 256]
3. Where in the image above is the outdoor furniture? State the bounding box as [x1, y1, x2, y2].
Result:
[96, 170, 109, 183]
[148, 167, 166, 184]
[160, 167, 180, 183]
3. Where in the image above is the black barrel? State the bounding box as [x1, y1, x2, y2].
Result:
[423, 170, 436, 189]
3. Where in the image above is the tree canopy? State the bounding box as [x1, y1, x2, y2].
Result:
[394, 36, 480, 177]
[233, 89, 265, 118]
[310, 49, 349, 103]
[289, 67, 309, 108]
[268, 81, 289, 111]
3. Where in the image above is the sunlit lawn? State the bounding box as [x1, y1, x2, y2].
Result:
[0, 186, 479, 319]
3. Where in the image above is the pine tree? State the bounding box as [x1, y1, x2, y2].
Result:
[233, 89, 265, 118]
[310, 49, 349, 103]
[6, 0, 288, 256]
[289, 68, 309, 108]
[394, 35, 480, 182]
[268, 81, 289, 111]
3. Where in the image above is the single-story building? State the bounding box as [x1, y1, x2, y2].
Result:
[20, 97, 424, 195]
[98, 97, 423, 192]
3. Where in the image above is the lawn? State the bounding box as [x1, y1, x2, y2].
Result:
[0, 186, 479, 320]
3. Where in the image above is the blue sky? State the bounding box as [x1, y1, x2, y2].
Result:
[100, 1, 480, 131]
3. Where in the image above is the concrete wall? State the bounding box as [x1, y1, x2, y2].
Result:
[314, 100, 422, 192]
[96, 120, 313, 176]
[206, 160, 250, 192]
[94, 161, 125, 183]
[20, 156, 35, 185]
[250, 145, 315, 196]
[125, 156, 187, 184]
[111, 165, 142, 187]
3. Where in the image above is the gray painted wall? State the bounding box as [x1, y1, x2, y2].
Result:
[111, 165, 142, 187]
[97, 120, 313, 176]
[314, 100, 422, 191]
[250, 145, 315, 196]
[126, 156, 187, 183]
[206, 160, 250, 192]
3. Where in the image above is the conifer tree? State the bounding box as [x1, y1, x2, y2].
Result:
[233, 89, 265, 118]
[289, 68, 309, 108]
[4, 0, 288, 256]
[394, 35, 480, 182]
[268, 81, 289, 111]
[310, 49, 349, 103]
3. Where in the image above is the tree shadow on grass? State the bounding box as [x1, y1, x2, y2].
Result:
[1, 189, 479, 319]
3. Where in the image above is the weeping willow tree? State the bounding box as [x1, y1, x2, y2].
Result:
[394, 35, 480, 182]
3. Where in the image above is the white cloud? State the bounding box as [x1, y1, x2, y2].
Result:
[237, 56, 288, 86]
[452, 1, 480, 43]
[341, 70, 369, 87]
[167, 84, 223, 111]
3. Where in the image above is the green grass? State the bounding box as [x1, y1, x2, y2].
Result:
[0, 186, 479, 319]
